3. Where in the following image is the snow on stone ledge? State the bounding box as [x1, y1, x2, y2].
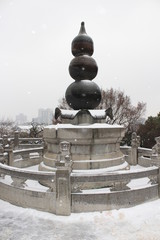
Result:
[45, 123, 124, 129]
[89, 109, 106, 118]
[60, 109, 79, 118]
[60, 109, 106, 119]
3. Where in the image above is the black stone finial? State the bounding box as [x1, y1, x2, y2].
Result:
[79, 22, 86, 34]
[65, 22, 101, 110]
[72, 22, 93, 57]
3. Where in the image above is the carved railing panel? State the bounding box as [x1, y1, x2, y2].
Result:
[11, 176, 27, 188]
[0, 163, 55, 192]
[71, 166, 159, 192]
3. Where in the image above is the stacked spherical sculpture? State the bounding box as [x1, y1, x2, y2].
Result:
[65, 22, 101, 110]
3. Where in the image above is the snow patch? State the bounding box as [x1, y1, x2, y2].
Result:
[1, 199, 160, 239]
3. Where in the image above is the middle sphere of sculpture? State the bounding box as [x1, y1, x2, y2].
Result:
[69, 55, 98, 81]
[65, 80, 101, 110]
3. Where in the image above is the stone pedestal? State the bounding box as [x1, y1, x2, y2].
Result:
[39, 121, 126, 172]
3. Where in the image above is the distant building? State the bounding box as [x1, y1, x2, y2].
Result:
[15, 113, 27, 125]
[32, 117, 39, 123]
[35, 108, 53, 125]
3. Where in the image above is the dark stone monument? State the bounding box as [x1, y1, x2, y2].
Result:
[65, 22, 101, 110]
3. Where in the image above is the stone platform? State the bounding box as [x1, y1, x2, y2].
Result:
[39, 122, 128, 171]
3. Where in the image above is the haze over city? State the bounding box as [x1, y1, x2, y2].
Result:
[0, 0, 160, 121]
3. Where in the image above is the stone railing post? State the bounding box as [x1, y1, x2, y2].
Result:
[151, 137, 160, 167]
[42, 141, 48, 155]
[14, 131, 19, 149]
[130, 132, 140, 165]
[3, 135, 8, 147]
[0, 145, 4, 163]
[55, 141, 72, 216]
[5, 141, 14, 166]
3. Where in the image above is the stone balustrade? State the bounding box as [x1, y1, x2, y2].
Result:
[1, 146, 44, 167]
[0, 163, 56, 213]
[0, 161, 159, 215]
[17, 137, 43, 149]
[71, 166, 159, 192]
[0, 132, 43, 150]
[13, 147, 44, 168]
[0, 163, 55, 188]
[0, 134, 160, 215]
[0, 133, 44, 167]
[120, 132, 159, 167]
[71, 166, 160, 213]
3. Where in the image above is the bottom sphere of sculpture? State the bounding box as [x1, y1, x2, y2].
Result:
[65, 80, 101, 109]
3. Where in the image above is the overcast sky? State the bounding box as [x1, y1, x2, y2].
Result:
[0, 0, 160, 121]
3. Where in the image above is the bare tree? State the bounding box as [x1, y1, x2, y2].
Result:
[29, 122, 43, 138]
[57, 96, 71, 110]
[0, 118, 15, 137]
[98, 88, 146, 128]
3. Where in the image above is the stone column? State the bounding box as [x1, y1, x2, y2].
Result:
[130, 132, 140, 165]
[55, 141, 72, 216]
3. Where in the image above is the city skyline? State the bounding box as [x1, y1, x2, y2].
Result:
[15, 108, 53, 124]
[0, 0, 160, 121]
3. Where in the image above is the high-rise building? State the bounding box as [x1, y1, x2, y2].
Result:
[15, 113, 27, 125]
[37, 108, 53, 125]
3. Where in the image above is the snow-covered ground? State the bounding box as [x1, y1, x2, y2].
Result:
[0, 199, 160, 240]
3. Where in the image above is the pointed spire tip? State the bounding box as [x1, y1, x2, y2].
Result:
[79, 21, 86, 34]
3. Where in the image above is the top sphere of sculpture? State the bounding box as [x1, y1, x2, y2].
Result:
[72, 22, 94, 57]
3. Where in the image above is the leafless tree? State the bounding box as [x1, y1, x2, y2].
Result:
[57, 96, 71, 110]
[0, 118, 15, 137]
[98, 88, 146, 128]
[29, 122, 43, 138]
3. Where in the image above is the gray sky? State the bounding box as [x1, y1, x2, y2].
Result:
[0, 0, 160, 121]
